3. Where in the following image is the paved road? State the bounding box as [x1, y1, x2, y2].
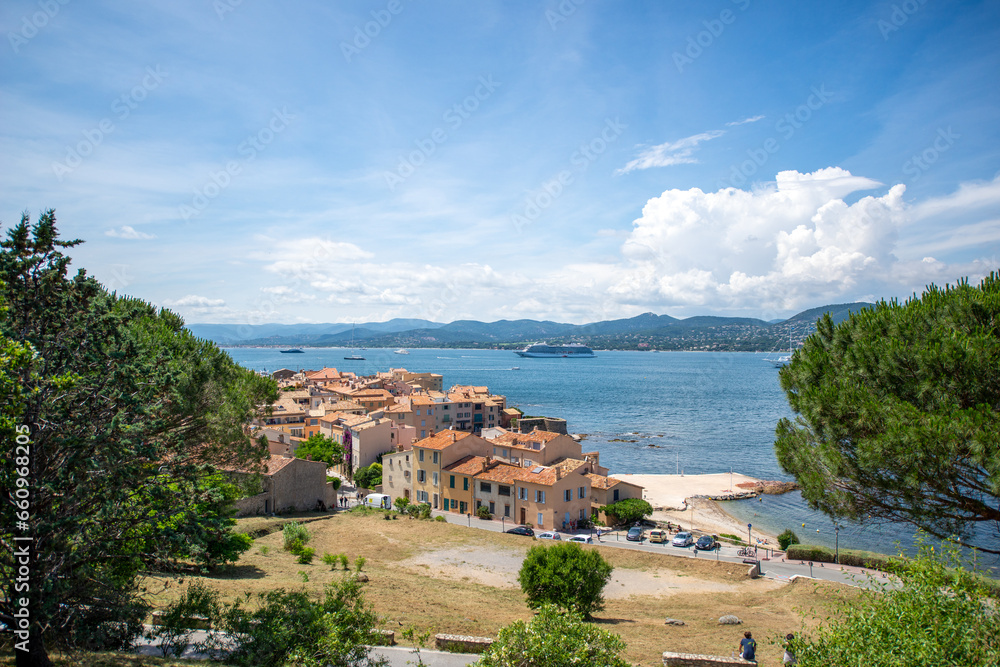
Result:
[430, 509, 888, 589]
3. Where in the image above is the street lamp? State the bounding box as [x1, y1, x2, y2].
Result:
[834, 522, 840, 564]
[747, 523, 752, 550]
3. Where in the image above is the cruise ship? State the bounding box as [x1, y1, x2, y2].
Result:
[514, 343, 596, 358]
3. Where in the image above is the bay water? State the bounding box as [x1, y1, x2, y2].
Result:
[224, 346, 998, 572]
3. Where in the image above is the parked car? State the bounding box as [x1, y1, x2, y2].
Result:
[672, 531, 694, 547]
[626, 526, 644, 542]
[568, 534, 593, 544]
[537, 531, 561, 540]
[506, 526, 534, 537]
[695, 535, 718, 550]
[648, 529, 669, 544]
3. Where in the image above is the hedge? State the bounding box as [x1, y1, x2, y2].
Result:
[785, 544, 893, 570]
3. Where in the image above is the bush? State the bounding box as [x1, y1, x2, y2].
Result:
[417, 503, 432, 520]
[790, 541, 1000, 666]
[321, 553, 337, 568]
[339, 553, 349, 570]
[602, 498, 653, 526]
[477, 605, 630, 667]
[354, 556, 366, 572]
[393, 496, 410, 512]
[296, 547, 316, 564]
[778, 529, 800, 551]
[201, 577, 388, 667]
[151, 582, 221, 658]
[282, 522, 311, 551]
[434, 515, 446, 522]
[518, 542, 613, 619]
[476, 505, 493, 520]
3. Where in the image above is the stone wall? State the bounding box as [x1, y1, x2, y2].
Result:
[517, 417, 568, 434]
[434, 633, 493, 652]
[662, 652, 755, 666]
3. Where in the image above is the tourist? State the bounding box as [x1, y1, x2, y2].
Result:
[783, 633, 797, 664]
[739, 631, 757, 663]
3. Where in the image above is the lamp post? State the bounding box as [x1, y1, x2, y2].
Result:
[747, 523, 752, 550]
[834, 522, 840, 564]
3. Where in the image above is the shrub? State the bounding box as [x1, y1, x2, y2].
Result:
[790, 541, 1000, 665]
[331, 477, 342, 491]
[339, 553, 349, 570]
[296, 547, 315, 564]
[202, 577, 387, 667]
[434, 515, 446, 522]
[354, 556, 366, 572]
[476, 505, 493, 520]
[282, 522, 311, 551]
[393, 496, 410, 512]
[518, 542, 613, 618]
[259, 546, 270, 556]
[417, 503, 432, 520]
[777, 529, 800, 551]
[151, 582, 221, 658]
[321, 552, 337, 567]
[477, 605, 630, 667]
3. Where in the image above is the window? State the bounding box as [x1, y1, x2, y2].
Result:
[613, 489, 620, 502]
[579, 509, 586, 520]
[421, 430, 426, 437]
[535, 490, 546, 504]
[489, 501, 495, 513]
[432, 472, 438, 486]
[498, 485, 510, 497]
[579, 486, 586, 499]
[432, 452, 439, 464]
[564, 489, 572, 502]
[405, 454, 409, 462]
[451, 498, 457, 509]
[463, 477, 468, 491]
[449, 475, 455, 489]
[415, 409, 421, 416]
[418, 450, 424, 462]
[417, 470, 425, 483]
[480, 482, 491, 493]
[518, 487, 527, 501]
[421, 420, 425, 427]
[504, 504, 510, 517]
[537, 512, 543, 527]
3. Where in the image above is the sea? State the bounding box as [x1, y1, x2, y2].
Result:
[224, 346, 999, 573]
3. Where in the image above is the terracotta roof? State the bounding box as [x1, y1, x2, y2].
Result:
[305, 367, 341, 380]
[585, 473, 616, 490]
[492, 430, 562, 446]
[474, 462, 538, 484]
[413, 430, 474, 451]
[444, 455, 489, 475]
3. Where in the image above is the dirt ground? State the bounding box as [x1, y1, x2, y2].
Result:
[146, 511, 850, 666]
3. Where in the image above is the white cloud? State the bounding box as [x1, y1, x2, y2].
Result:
[105, 225, 155, 240]
[617, 130, 725, 174]
[164, 295, 226, 308]
[726, 115, 765, 126]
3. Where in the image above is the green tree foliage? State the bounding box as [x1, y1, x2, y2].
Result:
[475, 604, 630, 667]
[0, 211, 278, 663]
[777, 529, 800, 551]
[295, 432, 344, 468]
[353, 462, 383, 489]
[476, 504, 493, 520]
[790, 541, 1000, 666]
[393, 496, 410, 512]
[775, 275, 1000, 554]
[603, 498, 653, 526]
[517, 542, 613, 618]
[193, 576, 387, 667]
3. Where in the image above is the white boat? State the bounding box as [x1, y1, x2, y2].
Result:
[344, 324, 365, 360]
[515, 343, 595, 358]
[766, 333, 793, 368]
[394, 348, 409, 355]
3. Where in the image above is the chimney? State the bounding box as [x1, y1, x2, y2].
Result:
[555, 467, 561, 480]
[451, 433, 457, 443]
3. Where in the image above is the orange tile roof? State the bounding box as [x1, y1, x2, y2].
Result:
[444, 455, 489, 475]
[492, 430, 562, 446]
[585, 473, 615, 490]
[474, 462, 537, 484]
[413, 430, 474, 451]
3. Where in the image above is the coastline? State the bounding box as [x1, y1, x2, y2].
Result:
[612, 473, 780, 544]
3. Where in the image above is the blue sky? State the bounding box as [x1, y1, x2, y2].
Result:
[2, 0, 999, 325]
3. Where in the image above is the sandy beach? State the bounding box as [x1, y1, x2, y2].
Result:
[611, 473, 779, 544]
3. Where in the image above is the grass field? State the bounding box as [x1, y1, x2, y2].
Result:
[136, 509, 854, 665]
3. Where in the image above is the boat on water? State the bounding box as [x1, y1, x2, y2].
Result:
[394, 348, 409, 355]
[515, 343, 596, 358]
[767, 355, 791, 368]
[344, 323, 365, 360]
[280, 348, 304, 354]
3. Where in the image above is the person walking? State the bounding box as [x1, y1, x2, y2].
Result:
[738, 630, 757, 663]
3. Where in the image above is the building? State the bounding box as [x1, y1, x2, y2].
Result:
[228, 454, 335, 516]
[411, 431, 491, 509]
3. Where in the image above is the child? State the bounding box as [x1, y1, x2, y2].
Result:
[739, 630, 757, 662]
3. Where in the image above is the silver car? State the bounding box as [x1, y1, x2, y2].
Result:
[672, 531, 694, 547]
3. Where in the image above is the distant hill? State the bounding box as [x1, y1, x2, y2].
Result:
[187, 303, 874, 351]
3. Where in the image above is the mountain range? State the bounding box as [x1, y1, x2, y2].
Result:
[185, 302, 873, 352]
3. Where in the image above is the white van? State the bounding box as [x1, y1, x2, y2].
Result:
[363, 493, 391, 509]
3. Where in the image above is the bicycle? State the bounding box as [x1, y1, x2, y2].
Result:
[737, 547, 757, 558]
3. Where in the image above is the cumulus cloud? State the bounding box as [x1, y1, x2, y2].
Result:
[617, 130, 725, 174]
[595, 167, 997, 317]
[105, 225, 155, 239]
